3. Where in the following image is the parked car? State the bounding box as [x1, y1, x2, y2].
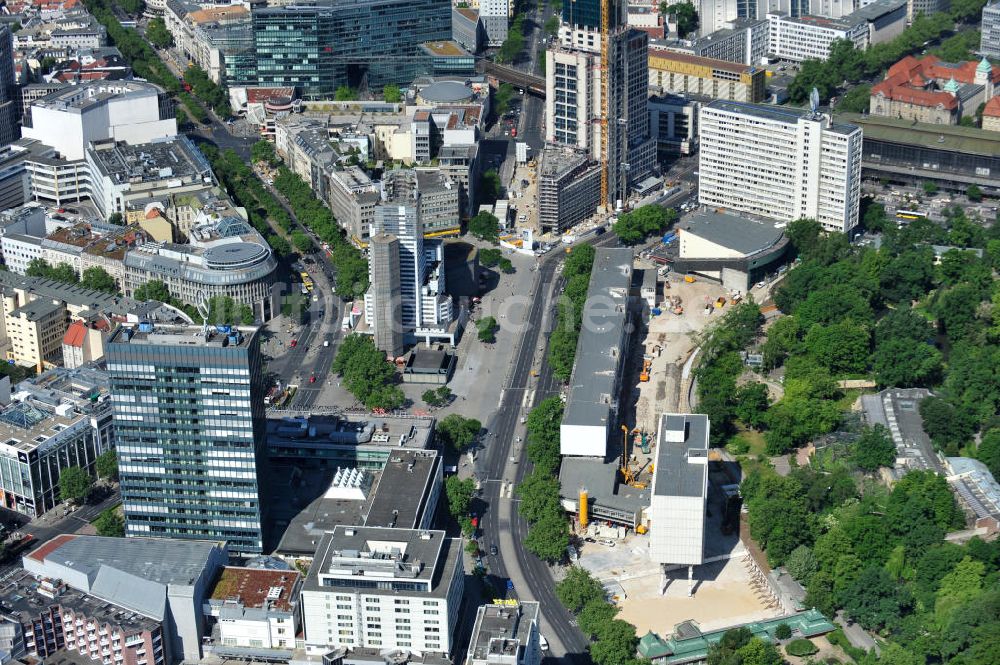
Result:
[490, 545, 498, 556]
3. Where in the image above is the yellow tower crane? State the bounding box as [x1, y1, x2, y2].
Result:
[599, 0, 610, 209]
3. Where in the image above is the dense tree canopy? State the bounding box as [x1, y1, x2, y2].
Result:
[332, 335, 404, 410]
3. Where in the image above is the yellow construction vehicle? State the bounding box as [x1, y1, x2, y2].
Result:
[619, 425, 647, 489]
[639, 358, 652, 382]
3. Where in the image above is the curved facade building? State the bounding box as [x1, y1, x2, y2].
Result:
[122, 218, 279, 321]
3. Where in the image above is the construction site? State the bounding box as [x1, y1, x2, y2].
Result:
[555, 244, 788, 640]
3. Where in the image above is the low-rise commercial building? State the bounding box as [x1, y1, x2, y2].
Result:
[537, 146, 601, 235]
[0, 366, 113, 517]
[673, 210, 790, 291]
[767, 0, 905, 61]
[301, 526, 464, 656]
[204, 567, 301, 659]
[837, 112, 1000, 194]
[22, 534, 228, 663]
[647, 50, 766, 102]
[466, 602, 540, 665]
[560, 248, 635, 457]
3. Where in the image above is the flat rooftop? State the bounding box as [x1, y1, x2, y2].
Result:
[29, 80, 163, 114]
[420, 40, 469, 57]
[0, 570, 159, 634]
[272, 449, 440, 556]
[562, 247, 634, 430]
[25, 534, 223, 588]
[704, 99, 816, 124]
[559, 457, 649, 514]
[305, 526, 461, 598]
[647, 49, 757, 76]
[0, 271, 138, 315]
[468, 602, 540, 663]
[208, 567, 300, 612]
[652, 414, 709, 499]
[109, 323, 257, 349]
[836, 112, 1000, 156]
[266, 413, 434, 454]
[679, 211, 784, 256]
[88, 135, 213, 186]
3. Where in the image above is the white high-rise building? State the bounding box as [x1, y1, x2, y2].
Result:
[363, 170, 454, 350]
[698, 100, 863, 233]
[479, 0, 510, 45]
[983, 0, 1000, 59]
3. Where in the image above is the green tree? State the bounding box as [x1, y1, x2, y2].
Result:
[873, 338, 941, 388]
[666, 0, 699, 38]
[468, 211, 500, 243]
[556, 566, 607, 612]
[499, 258, 514, 274]
[977, 429, 1000, 479]
[251, 140, 277, 166]
[842, 566, 913, 631]
[774, 623, 792, 640]
[107, 212, 124, 225]
[966, 184, 983, 201]
[734, 382, 770, 430]
[80, 267, 118, 294]
[479, 248, 502, 267]
[516, 470, 562, 524]
[837, 84, 872, 113]
[444, 475, 475, 520]
[613, 205, 675, 245]
[803, 320, 870, 374]
[437, 414, 482, 452]
[146, 17, 172, 48]
[923, 181, 939, 196]
[853, 424, 896, 471]
[785, 545, 818, 582]
[334, 85, 356, 101]
[494, 82, 516, 116]
[132, 279, 172, 302]
[936, 556, 985, 619]
[95, 450, 118, 481]
[59, 466, 93, 504]
[382, 84, 402, 103]
[291, 231, 313, 254]
[477, 316, 498, 343]
[589, 620, 640, 665]
[578, 600, 618, 638]
[523, 510, 569, 562]
[526, 396, 563, 475]
[920, 396, 976, 454]
[423, 389, 445, 407]
[93, 507, 125, 537]
[544, 15, 559, 35]
[785, 639, 818, 657]
[332, 334, 404, 410]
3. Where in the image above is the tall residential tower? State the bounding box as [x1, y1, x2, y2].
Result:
[107, 323, 268, 554]
[698, 100, 862, 233]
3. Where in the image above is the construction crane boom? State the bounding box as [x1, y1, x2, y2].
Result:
[600, 0, 610, 208]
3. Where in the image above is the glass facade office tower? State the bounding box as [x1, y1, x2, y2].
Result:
[107, 323, 268, 554]
[250, 0, 451, 99]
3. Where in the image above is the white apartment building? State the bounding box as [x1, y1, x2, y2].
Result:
[466, 603, 541, 665]
[301, 527, 464, 657]
[22, 81, 177, 161]
[545, 48, 596, 153]
[698, 100, 863, 233]
[766, 11, 868, 61]
[982, 0, 1000, 59]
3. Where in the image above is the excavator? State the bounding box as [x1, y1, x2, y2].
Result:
[619, 425, 647, 490]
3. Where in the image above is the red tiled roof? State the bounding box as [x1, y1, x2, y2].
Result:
[63, 321, 87, 348]
[984, 96, 1000, 118]
[145, 208, 161, 219]
[24, 534, 77, 564]
[868, 54, 1000, 109]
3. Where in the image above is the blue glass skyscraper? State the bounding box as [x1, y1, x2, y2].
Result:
[248, 0, 452, 99]
[107, 323, 268, 554]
